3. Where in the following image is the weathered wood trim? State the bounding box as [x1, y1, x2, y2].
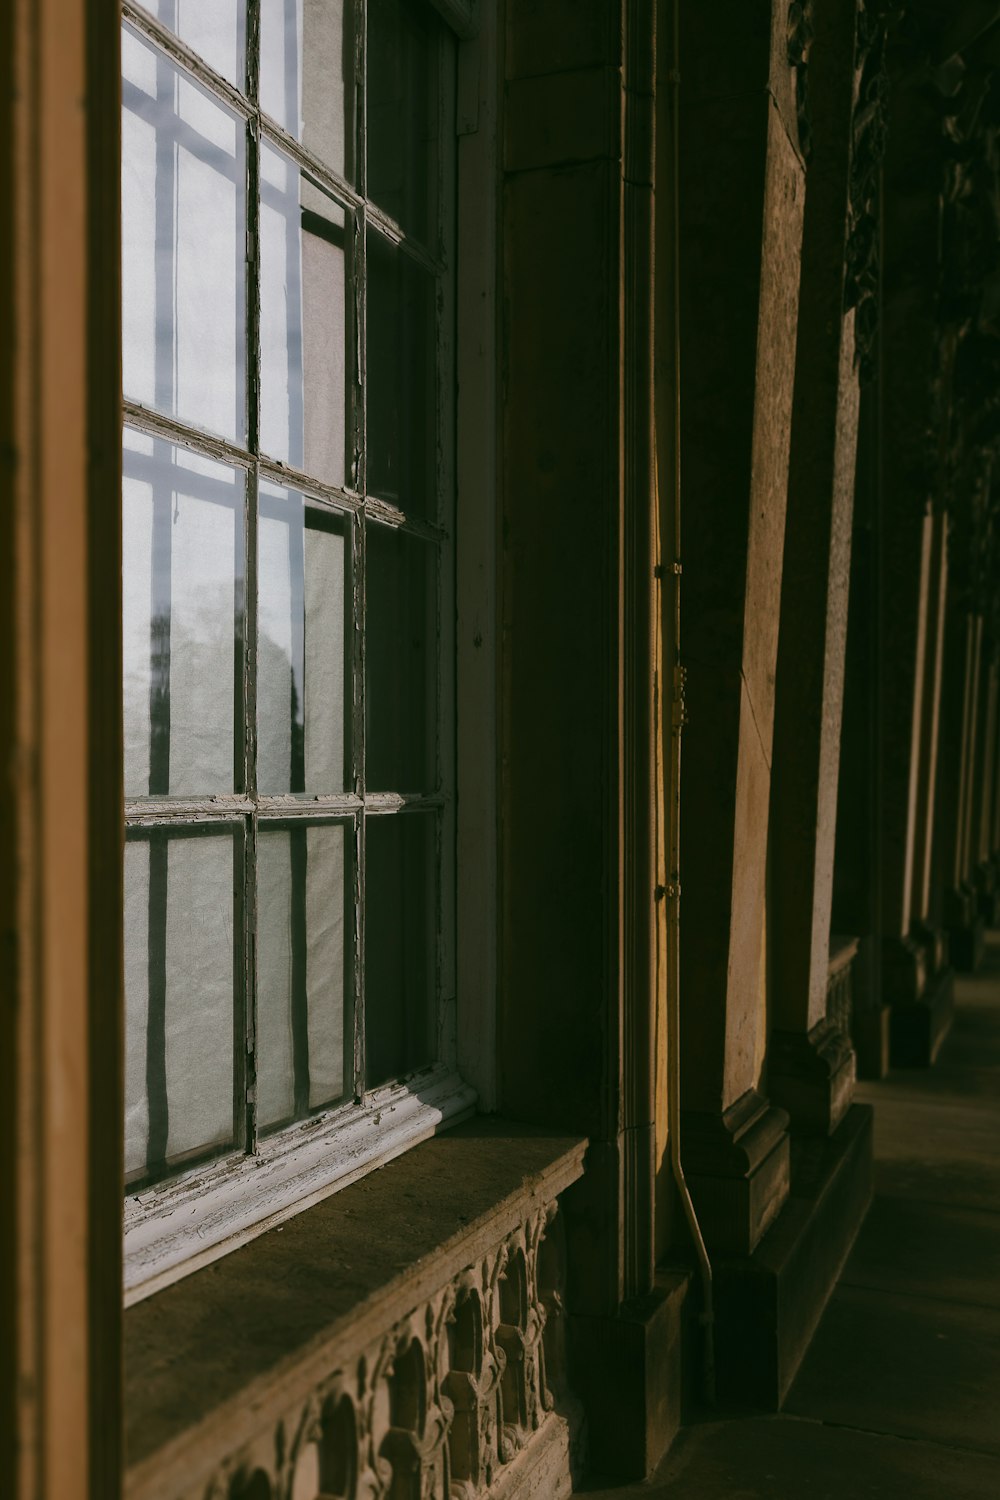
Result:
[123, 791, 445, 824]
[125, 1067, 476, 1303]
[88, 1, 125, 1496]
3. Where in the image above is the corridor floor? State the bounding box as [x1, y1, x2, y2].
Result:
[581, 934, 1000, 1499]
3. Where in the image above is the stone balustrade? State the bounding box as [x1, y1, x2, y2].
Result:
[125, 1128, 586, 1500]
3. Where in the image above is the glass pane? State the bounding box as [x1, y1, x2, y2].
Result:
[123, 428, 243, 797]
[366, 522, 436, 793]
[258, 483, 348, 794]
[257, 823, 351, 1129]
[146, 0, 245, 89]
[122, 24, 246, 442]
[260, 0, 354, 182]
[367, 0, 439, 242]
[365, 811, 436, 1088]
[124, 828, 238, 1183]
[260, 143, 351, 488]
[366, 232, 436, 517]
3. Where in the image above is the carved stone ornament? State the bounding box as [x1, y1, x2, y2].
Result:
[172, 1201, 569, 1500]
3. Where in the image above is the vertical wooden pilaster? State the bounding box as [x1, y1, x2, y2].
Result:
[0, 3, 123, 1498]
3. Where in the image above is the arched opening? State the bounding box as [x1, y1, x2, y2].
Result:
[230, 1469, 272, 1500]
[320, 1393, 358, 1500]
[387, 1338, 426, 1438]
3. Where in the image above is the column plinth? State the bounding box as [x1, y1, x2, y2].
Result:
[769, 1020, 855, 1136]
[681, 1092, 790, 1258]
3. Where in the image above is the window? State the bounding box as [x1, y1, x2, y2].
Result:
[121, 0, 471, 1301]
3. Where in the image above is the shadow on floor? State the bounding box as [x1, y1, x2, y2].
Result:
[578, 933, 1000, 1498]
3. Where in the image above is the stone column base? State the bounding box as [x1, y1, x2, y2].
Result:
[851, 1002, 891, 1080]
[768, 1021, 856, 1135]
[945, 885, 986, 972]
[973, 859, 1000, 924]
[889, 963, 955, 1066]
[949, 920, 985, 972]
[944, 881, 976, 927]
[947, 912, 983, 972]
[711, 1103, 873, 1409]
[682, 1092, 790, 1258]
[912, 920, 948, 976]
[881, 934, 927, 1007]
[567, 1271, 689, 1484]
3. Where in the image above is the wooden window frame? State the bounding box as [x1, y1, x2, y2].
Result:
[121, 0, 497, 1305]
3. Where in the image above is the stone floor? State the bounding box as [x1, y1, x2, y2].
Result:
[580, 933, 1000, 1499]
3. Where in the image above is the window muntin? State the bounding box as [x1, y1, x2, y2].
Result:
[122, 26, 247, 443]
[123, 432, 245, 797]
[122, 0, 455, 1197]
[146, 0, 245, 88]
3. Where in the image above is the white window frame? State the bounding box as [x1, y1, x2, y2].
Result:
[122, 0, 496, 1306]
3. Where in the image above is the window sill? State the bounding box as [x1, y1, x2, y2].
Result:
[124, 1117, 587, 1500]
[125, 1067, 477, 1305]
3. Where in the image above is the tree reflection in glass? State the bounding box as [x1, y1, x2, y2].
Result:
[122, 428, 243, 797]
[258, 481, 348, 796]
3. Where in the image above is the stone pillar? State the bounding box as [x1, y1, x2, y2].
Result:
[972, 650, 999, 920]
[880, 498, 955, 1063]
[910, 510, 949, 967]
[942, 610, 986, 970]
[677, 0, 805, 1256]
[992, 658, 1000, 866]
[769, 0, 862, 1137]
[880, 506, 933, 986]
[877, 46, 956, 1053]
[960, 618, 984, 893]
[833, 380, 889, 1078]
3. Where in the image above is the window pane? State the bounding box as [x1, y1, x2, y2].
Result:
[365, 812, 436, 1087]
[365, 523, 436, 793]
[260, 143, 351, 488]
[258, 483, 348, 795]
[257, 823, 351, 1130]
[146, 0, 245, 88]
[124, 828, 238, 1183]
[367, 0, 438, 243]
[123, 429, 243, 797]
[123, 24, 246, 442]
[366, 232, 436, 517]
[260, 0, 354, 182]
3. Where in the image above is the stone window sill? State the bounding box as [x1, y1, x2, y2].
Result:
[125, 1116, 588, 1499]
